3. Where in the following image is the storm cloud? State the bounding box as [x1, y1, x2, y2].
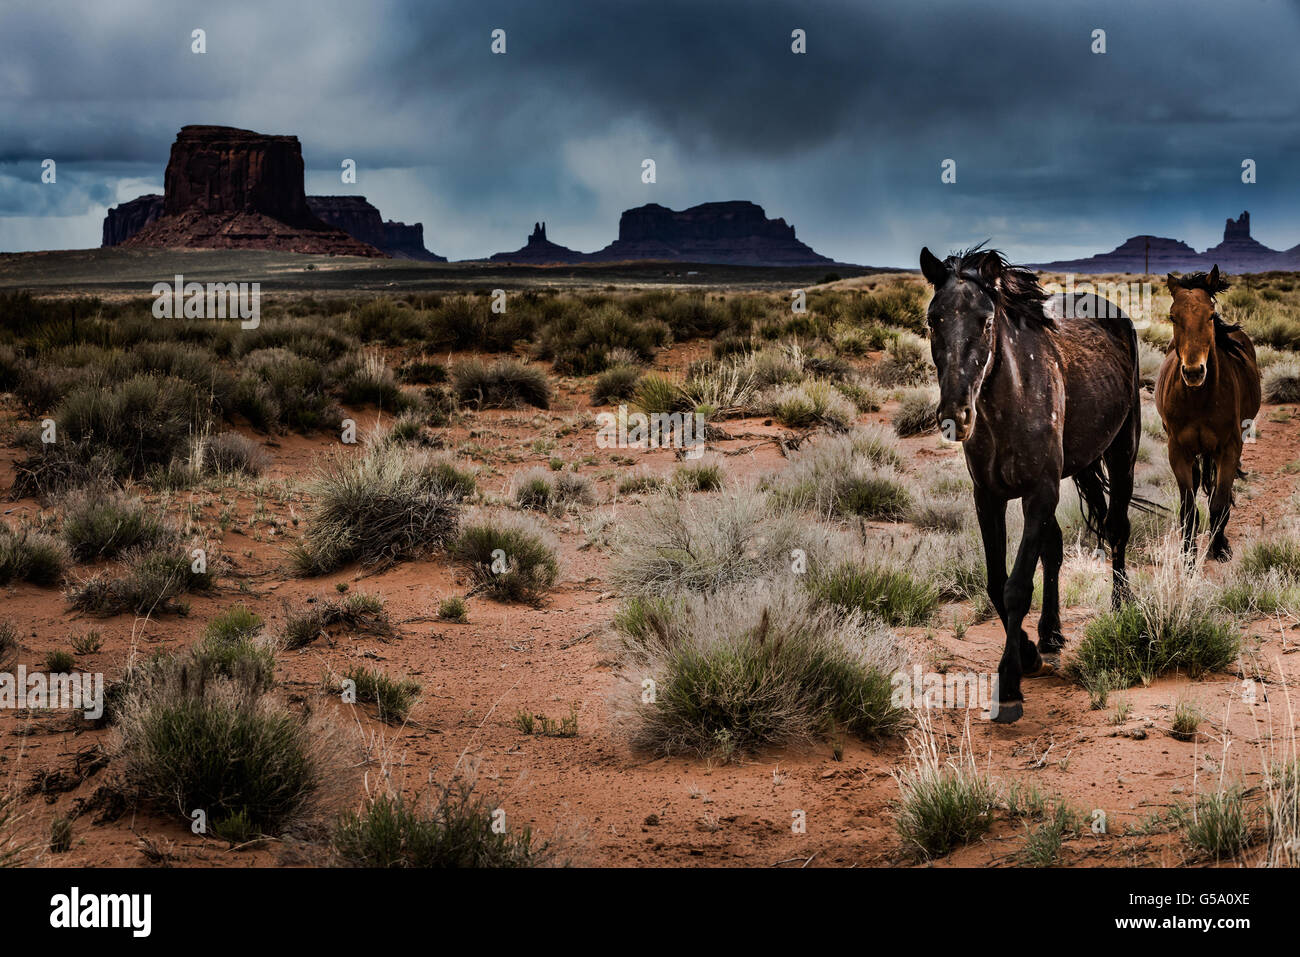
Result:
[1, 0, 1298, 264]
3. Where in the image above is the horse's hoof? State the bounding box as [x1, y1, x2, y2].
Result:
[1026, 658, 1056, 678]
[1210, 544, 1232, 562]
[991, 701, 1023, 724]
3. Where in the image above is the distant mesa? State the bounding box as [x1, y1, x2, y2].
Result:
[305, 196, 445, 261]
[485, 201, 839, 267]
[488, 221, 583, 264]
[1033, 211, 1298, 274]
[104, 125, 443, 259]
[103, 131, 833, 266]
[102, 194, 163, 247]
[593, 201, 834, 266]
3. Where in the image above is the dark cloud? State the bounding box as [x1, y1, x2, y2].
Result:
[2, 0, 1298, 263]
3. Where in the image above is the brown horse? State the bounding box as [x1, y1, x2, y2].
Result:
[1155, 267, 1261, 560]
[920, 246, 1142, 723]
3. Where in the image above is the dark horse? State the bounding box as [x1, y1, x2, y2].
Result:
[919, 246, 1142, 724]
[1155, 267, 1260, 561]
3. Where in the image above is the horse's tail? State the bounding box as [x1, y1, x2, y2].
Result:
[1073, 458, 1169, 551]
[1072, 460, 1110, 551]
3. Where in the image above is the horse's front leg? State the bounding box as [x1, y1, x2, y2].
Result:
[1169, 445, 1197, 559]
[1036, 514, 1064, 665]
[993, 483, 1057, 724]
[1207, 442, 1241, 561]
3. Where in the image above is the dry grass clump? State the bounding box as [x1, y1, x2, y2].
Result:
[65, 545, 213, 616]
[196, 431, 272, 476]
[0, 522, 69, 586]
[893, 714, 999, 859]
[611, 578, 906, 761]
[292, 445, 470, 575]
[511, 467, 596, 514]
[765, 428, 909, 519]
[1068, 534, 1238, 690]
[759, 379, 856, 430]
[892, 386, 940, 437]
[1263, 358, 1300, 404]
[870, 332, 933, 387]
[611, 487, 838, 598]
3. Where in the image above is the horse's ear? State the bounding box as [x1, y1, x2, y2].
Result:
[1208, 265, 1221, 290]
[919, 247, 948, 286]
[1166, 273, 1181, 296]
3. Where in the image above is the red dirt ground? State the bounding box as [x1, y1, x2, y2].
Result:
[4, 340, 1299, 868]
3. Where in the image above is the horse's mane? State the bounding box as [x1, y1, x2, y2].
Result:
[945, 244, 1053, 330]
[1173, 271, 1231, 295]
[1213, 314, 1250, 362]
[1171, 271, 1249, 361]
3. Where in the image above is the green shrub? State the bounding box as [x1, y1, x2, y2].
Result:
[15, 374, 210, 494]
[204, 605, 264, 644]
[1172, 787, 1255, 859]
[115, 663, 334, 838]
[65, 547, 212, 616]
[236, 349, 342, 433]
[893, 726, 998, 859]
[1240, 535, 1300, 579]
[451, 517, 560, 605]
[762, 379, 855, 430]
[436, 596, 468, 623]
[807, 560, 940, 627]
[671, 462, 724, 493]
[334, 351, 418, 412]
[834, 472, 911, 519]
[60, 485, 174, 561]
[333, 785, 549, 867]
[535, 304, 669, 375]
[591, 364, 642, 405]
[1070, 586, 1238, 690]
[633, 374, 688, 416]
[452, 359, 550, 409]
[336, 665, 421, 724]
[0, 524, 69, 586]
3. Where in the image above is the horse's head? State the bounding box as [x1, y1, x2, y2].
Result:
[920, 246, 1002, 442]
[1166, 266, 1229, 388]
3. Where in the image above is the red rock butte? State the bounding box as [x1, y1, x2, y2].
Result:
[122, 125, 386, 257]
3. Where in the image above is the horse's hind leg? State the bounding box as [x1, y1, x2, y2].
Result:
[1104, 411, 1139, 606]
[1207, 443, 1241, 561]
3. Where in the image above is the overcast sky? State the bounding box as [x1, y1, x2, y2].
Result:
[1, 0, 1298, 266]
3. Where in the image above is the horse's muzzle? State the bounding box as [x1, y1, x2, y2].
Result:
[937, 403, 973, 442]
[1180, 363, 1206, 387]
